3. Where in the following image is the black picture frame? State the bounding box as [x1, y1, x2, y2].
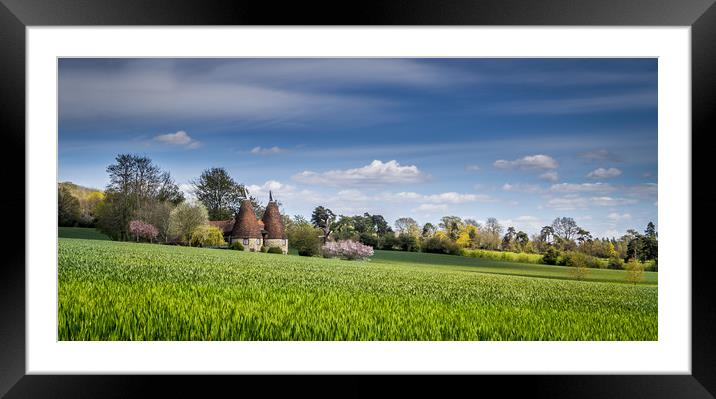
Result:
[1, 0, 713, 397]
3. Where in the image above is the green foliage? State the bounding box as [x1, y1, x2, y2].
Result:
[229, 241, 244, 251]
[540, 247, 561, 265]
[58, 239, 658, 340]
[625, 259, 646, 285]
[287, 223, 322, 257]
[378, 231, 398, 250]
[422, 237, 461, 256]
[58, 185, 81, 227]
[398, 234, 419, 252]
[608, 256, 625, 270]
[189, 225, 226, 247]
[168, 201, 209, 244]
[267, 246, 284, 254]
[461, 248, 542, 264]
[558, 251, 602, 269]
[191, 167, 247, 220]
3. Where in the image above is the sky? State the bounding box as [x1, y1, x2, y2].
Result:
[58, 58, 658, 238]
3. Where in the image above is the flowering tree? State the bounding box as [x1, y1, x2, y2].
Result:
[128, 220, 159, 243]
[322, 239, 374, 261]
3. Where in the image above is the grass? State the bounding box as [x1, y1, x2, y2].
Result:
[373, 250, 657, 285]
[59, 227, 110, 240]
[58, 237, 657, 341]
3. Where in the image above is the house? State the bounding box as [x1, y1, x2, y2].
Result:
[208, 191, 288, 254]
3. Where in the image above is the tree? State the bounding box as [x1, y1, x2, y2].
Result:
[394, 217, 421, 238]
[128, 220, 159, 242]
[515, 231, 529, 252]
[422, 222, 436, 238]
[100, 154, 182, 240]
[133, 200, 174, 243]
[371, 214, 392, 237]
[58, 185, 81, 226]
[501, 226, 517, 252]
[625, 259, 645, 285]
[287, 222, 322, 256]
[482, 217, 503, 250]
[439, 216, 464, 241]
[551, 217, 580, 242]
[398, 234, 419, 252]
[191, 167, 247, 220]
[189, 225, 226, 247]
[168, 201, 209, 243]
[641, 222, 658, 262]
[311, 206, 336, 240]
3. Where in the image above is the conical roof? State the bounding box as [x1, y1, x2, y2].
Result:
[231, 199, 262, 238]
[261, 197, 286, 239]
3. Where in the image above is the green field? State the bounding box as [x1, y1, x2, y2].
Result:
[58, 236, 657, 341]
[59, 227, 110, 240]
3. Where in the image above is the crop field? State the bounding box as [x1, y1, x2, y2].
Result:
[58, 238, 658, 341]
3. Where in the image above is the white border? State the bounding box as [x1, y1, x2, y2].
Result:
[27, 27, 690, 374]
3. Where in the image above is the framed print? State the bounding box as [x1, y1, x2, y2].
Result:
[2, 0, 715, 397]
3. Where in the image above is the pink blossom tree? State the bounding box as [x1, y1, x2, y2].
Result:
[322, 239, 374, 261]
[129, 220, 159, 243]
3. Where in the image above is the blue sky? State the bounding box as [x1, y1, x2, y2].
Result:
[58, 58, 657, 238]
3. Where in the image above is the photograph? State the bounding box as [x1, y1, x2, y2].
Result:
[57, 57, 659, 341]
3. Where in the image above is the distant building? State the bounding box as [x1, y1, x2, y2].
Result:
[208, 191, 288, 254]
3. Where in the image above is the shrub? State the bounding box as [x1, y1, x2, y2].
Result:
[260, 245, 268, 253]
[189, 225, 226, 247]
[625, 259, 646, 285]
[398, 234, 419, 252]
[608, 256, 624, 270]
[378, 232, 398, 250]
[229, 241, 244, 251]
[266, 246, 283, 254]
[422, 237, 461, 256]
[541, 246, 560, 265]
[358, 232, 379, 248]
[322, 240, 374, 261]
[287, 223, 322, 257]
[128, 220, 159, 243]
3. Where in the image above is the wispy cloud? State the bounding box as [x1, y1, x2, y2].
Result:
[550, 182, 615, 193]
[154, 130, 201, 149]
[580, 149, 622, 163]
[502, 183, 544, 194]
[494, 154, 558, 170]
[250, 146, 288, 155]
[539, 171, 559, 182]
[293, 160, 428, 187]
[607, 212, 632, 222]
[488, 90, 657, 115]
[546, 196, 638, 211]
[587, 167, 622, 179]
[465, 164, 481, 172]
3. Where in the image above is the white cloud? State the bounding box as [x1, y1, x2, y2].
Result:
[412, 204, 448, 213]
[494, 154, 558, 170]
[586, 167, 622, 179]
[539, 171, 559, 182]
[625, 183, 658, 199]
[250, 146, 287, 155]
[293, 160, 427, 187]
[465, 164, 481, 171]
[154, 130, 201, 149]
[499, 215, 543, 231]
[398, 191, 493, 204]
[546, 196, 637, 210]
[502, 183, 543, 194]
[550, 182, 615, 193]
[607, 212, 631, 222]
